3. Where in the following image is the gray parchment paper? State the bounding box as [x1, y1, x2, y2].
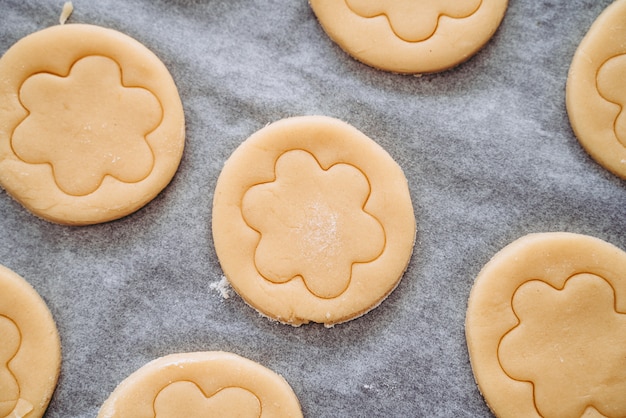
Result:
[1, 0, 625, 416]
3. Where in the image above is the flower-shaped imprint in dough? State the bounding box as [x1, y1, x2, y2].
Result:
[567, 0, 626, 179]
[0, 264, 61, 418]
[212, 116, 415, 326]
[597, 54, 626, 148]
[242, 150, 385, 299]
[154, 381, 261, 418]
[13, 56, 161, 196]
[0, 24, 185, 225]
[309, 0, 508, 73]
[499, 275, 626, 418]
[346, 0, 481, 42]
[0, 315, 21, 417]
[466, 233, 626, 418]
[97, 352, 302, 418]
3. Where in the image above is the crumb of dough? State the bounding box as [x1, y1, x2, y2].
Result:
[59, 1, 73, 24]
[209, 276, 232, 299]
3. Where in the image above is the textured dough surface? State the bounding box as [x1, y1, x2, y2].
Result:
[309, 0, 508, 74]
[97, 351, 302, 418]
[0, 24, 185, 225]
[465, 232, 626, 418]
[0, 264, 61, 418]
[566, 0, 626, 179]
[212, 116, 415, 326]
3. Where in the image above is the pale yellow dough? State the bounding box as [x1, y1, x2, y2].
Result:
[309, 0, 508, 74]
[466, 232, 626, 418]
[212, 116, 415, 326]
[0, 264, 61, 418]
[567, 0, 626, 179]
[98, 351, 302, 418]
[0, 24, 185, 225]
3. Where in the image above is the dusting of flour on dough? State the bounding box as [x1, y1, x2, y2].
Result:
[209, 276, 232, 299]
[10, 399, 34, 418]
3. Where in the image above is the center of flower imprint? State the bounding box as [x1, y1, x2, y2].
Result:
[11, 55, 162, 196]
[0, 315, 23, 417]
[154, 381, 261, 418]
[241, 149, 385, 299]
[498, 274, 626, 418]
[597, 54, 626, 148]
[345, 0, 481, 42]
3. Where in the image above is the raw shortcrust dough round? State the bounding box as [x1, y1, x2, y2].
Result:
[465, 232, 626, 418]
[566, 0, 626, 179]
[98, 351, 303, 418]
[0, 24, 185, 225]
[309, 0, 508, 74]
[0, 264, 61, 418]
[212, 116, 415, 326]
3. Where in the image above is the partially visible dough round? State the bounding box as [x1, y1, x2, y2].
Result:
[309, 0, 508, 74]
[466, 232, 626, 417]
[566, 0, 626, 179]
[0, 264, 61, 418]
[212, 116, 415, 326]
[0, 24, 185, 225]
[98, 351, 303, 418]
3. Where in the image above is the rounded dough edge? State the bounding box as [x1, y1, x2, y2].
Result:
[566, 0, 626, 179]
[97, 351, 303, 418]
[211, 115, 416, 326]
[0, 23, 185, 225]
[0, 263, 61, 418]
[465, 232, 626, 417]
[309, 0, 508, 74]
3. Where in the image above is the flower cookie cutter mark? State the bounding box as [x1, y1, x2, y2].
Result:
[0, 314, 32, 418]
[344, 0, 482, 43]
[241, 149, 386, 300]
[496, 274, 626, 418]
[152, 381, 262, 418]
[10, 54, 164, 196]
[596, 53, 626, 148]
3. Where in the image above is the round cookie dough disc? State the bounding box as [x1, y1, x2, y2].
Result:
[465, 232, 626, 417]
[566, 0, 626, 179]
[98, 351, 303, 418]
[309, 0, 508, 74]
[0, 24, 185, 225]
[0, 264, 61, 418]
[212, 116, 415, 326]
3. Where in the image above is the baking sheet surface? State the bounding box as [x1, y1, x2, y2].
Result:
[1, 0, 625, 416]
